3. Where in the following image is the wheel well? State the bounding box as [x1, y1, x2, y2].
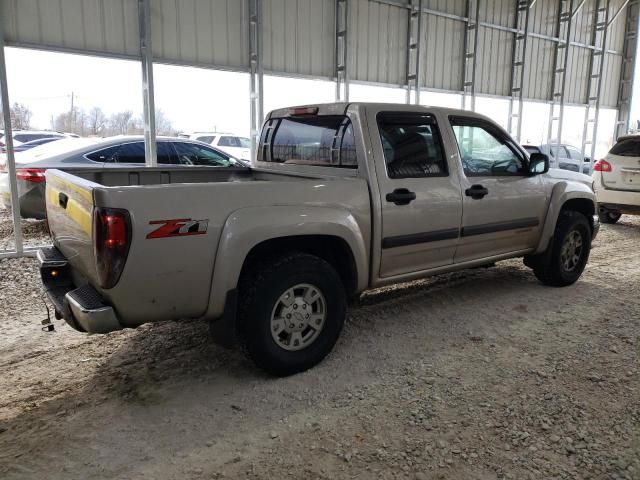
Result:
[562, 198, 595, 230]
[240, 235, 359, 296]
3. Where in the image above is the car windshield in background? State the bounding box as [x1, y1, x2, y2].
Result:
[263, 115, 357, 168]
[610, 138, 640, 156]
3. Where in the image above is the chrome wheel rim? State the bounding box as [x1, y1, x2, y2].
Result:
[560, 230, 583, 272]
[270, 283, 326, 351]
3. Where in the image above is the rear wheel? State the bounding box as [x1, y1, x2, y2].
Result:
[598, 208, 622, 224]
[238, 252, 346, 376]
[531, 210, 591, 287]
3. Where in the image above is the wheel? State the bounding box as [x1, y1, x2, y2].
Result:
[237, 252, 346, 376]
[532, 210, 591, 287]
[598, 209, 621, 224]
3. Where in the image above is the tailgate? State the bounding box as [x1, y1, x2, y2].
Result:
[604, 153, 640, 191]
[45, 169, 99, 284]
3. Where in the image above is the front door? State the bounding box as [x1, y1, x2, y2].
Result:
[448, 116, 548, 264]
[374, 111, 463, 278]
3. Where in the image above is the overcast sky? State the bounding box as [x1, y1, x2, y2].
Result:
[3, 46, 639, 156]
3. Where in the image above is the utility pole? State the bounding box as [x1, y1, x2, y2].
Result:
[69, 91, 75, 132]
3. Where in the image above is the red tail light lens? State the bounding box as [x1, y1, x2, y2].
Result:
[593, 159, 612, 172]
[93, 207, 132, 289]
[16, 168, 46, 183]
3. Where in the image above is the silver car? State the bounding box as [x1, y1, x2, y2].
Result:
[0, 135, 245, 219]
[523, 143, 591, 175]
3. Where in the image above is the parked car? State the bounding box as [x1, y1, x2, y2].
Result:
[592, 134, 640, 223]
[39, 103, 598, 376]
[180, 132, 251, 161]
[523, 143, 591, 174]
[1, 136, 63, 153]
[0, 136, 244, 219]
[0, 130, 68, 148]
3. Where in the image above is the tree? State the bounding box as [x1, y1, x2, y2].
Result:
[86, 107, 107, 136]
[108, 110, 134, 135]
[155, 109, 175, 136]
[0, 103, 32, 130]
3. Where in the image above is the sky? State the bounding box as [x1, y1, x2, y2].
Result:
[2, 46, 639, 157]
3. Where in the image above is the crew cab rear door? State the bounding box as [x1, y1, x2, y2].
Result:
[448, 116, 547, 263]
[372, 110, 463, 278]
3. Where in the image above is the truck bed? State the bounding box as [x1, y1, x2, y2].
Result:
[44, 166, 371, 329]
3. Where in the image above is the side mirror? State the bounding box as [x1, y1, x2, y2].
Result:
[529, 153, 549, 175]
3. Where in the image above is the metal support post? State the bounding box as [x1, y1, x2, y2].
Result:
[138, 0, 157, 167]
[580, 0, 610, 172]
[507, 0, 531, 141]
[615, 0, 639, 139]
[405, 0, 423, 104]
[335, 0, 349, 102]
[462, 0, 480, 111]
[547, 0, 574, 165]
[249, 0, 264, 162]
[0, 21, 24, 255]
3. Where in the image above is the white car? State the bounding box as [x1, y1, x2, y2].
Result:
[180, 132, 251, 161]
[0, 130, 69, 148]
[593, 135, 640, 223]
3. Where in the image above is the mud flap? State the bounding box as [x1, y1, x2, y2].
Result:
[209, 289, 238, 348]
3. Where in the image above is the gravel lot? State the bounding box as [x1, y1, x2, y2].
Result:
[0, 207, 638, 480]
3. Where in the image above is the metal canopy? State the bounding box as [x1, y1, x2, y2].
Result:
[1, 0, 639, 258]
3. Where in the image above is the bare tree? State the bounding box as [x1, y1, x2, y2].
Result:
[1, 103, 33, 130]
[108, 110, 134, 135]
[155, 109, 175, 136]
[86, 106, 107, 136]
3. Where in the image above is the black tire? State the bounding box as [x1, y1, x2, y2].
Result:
[532, 210, 591, 287]
[598, 209, 622, 224]
[237, 252, 346, 376]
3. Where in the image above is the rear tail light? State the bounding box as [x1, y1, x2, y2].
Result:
[93, 207, 132, 289]
[593, 159, 613, 172]
[16, 168, 46, 183]
[289, 106, 319, 116]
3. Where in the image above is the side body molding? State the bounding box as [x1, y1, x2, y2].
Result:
[206, 206, 370, 318]
[534, 180, 597, 254]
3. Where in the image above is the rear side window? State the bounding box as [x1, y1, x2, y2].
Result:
[377, 112, 447, 178]
[259, 115, 357, 168]
[196, 136, 214, 144]
[610, 138, 640, 156]
[115, 142, 146, 163]
[218, 136, 237, 147]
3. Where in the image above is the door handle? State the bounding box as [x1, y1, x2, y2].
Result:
[386, 188, 416, 206]
[465, 184, 489, 199]
[58, 192, 69, 209]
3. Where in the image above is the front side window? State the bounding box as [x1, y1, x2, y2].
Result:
[173, 142, 231, 166]
[450, 118, 525, 176]
[377, 112, 447, 178]
[260, 115, 357, 168]
[566, 146, 583, 160]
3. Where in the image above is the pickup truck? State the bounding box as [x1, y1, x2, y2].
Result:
[38, 103, 599, 376]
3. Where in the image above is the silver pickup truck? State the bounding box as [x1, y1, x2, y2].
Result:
[38, 103, 599, 376]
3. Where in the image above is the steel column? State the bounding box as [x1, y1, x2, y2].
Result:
[547, 0, 574, 166]
[615, 0, 639, 139]
[507, 0, 531, 142]
[249, 0, 264, 162]
[0, 19, 24, 255]
[580, 0, 610, 172]
[335, 0, 349, 102]
[405, 0, 423, 104]
[462, 0, 480, 111]
[138, 0, 157, 167]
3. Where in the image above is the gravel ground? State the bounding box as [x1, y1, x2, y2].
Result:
[0, 208, 638, 480]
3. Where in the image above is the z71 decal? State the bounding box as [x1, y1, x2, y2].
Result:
[146, 218, 209, 239]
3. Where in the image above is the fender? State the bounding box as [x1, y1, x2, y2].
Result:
[205, 205, 370, 318]
[534, 180, 597, 254]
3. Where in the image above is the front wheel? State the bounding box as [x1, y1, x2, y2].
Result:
[598, 209, 622, 224]
[238, 253, 346, 376]
[531, 210, 591, 287]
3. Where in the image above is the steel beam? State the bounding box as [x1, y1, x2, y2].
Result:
[615, 0, 639, 139]
[462, 0, 480, 111]
[405, 0, 423, 104]
[0, 19, 24, 256]
[249, 0, 264, 162]
[508, 0, 531, 142]
[138, 0, 157, 167]
[335, 0, 350, 102]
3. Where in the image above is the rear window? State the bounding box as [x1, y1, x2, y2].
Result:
[14, 133, 60, 143]
[259, 115, 357, 168]
[610, 138, 640, 156]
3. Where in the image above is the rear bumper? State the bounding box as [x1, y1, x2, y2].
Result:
[37, 247, 123, 334]
[594, 176, 640, 214]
